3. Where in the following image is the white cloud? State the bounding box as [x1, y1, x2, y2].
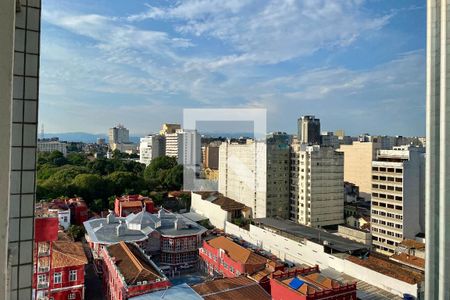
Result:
[129, 0, 391, 66]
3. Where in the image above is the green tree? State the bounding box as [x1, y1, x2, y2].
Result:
[67, 225, 85, 241]
[66, 152, 88, 166]
[72, 174, 109, 202]
[47, 150, 67, 166]
[106, 171, 145, 196]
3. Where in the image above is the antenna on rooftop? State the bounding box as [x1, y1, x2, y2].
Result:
[40, 123, 44, 140]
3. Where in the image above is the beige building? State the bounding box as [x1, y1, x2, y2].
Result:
[218, 133, 290, 219]
[289, 144, 344, 228]
[371, 146, 425, 256]
[338, 141, 380, 200]
[159, 123, 180, 135]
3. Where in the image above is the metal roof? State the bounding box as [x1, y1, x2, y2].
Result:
[129, 283, 202, 300]
[253, 218, 369, 253]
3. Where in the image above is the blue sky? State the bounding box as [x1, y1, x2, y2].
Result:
[40, 0, 426, 136]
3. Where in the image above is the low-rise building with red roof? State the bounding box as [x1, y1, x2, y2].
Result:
[270, 266, 357, 300]
[33, 214, 88, 300]
[101, 242, 170, 300]
[192, 276, 271, 300]
[114, 195, 155, 217]
[199, 236, 267, 277]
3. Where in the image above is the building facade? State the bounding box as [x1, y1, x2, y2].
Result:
[37, 138, 68, 156]
[289, 144, 344, 228]
[270, 266, 357, 300]
[338, 141, 381, 200]
[371, 146, 425, 255]
[33, 216, 88, 300]
[219, 133, 290, 218]
[1, 1, 42, 298]
[114, 195, 155, 217]
[139, 135, 165, 166]
[109, 124, 130, 146]
[102, 242, 170, 300]
[297, 116, 321, 145]
[425, 1, 450, 298]
[199, 236, 267, 277]
[159, 123, 180, 135]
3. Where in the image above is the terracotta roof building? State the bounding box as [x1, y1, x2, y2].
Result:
[270, 266, 357, 300]
[114, 194, 155, 217]
[33, 217, 88, 300]
[102, 242, 170, 300]
[192, 276, 271, 300]
[199, 236, 267, 277]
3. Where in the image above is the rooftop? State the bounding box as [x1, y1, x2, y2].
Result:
[346, 254, 424, 284]
[398, 239, 425, 251]
[52, 241, 88, 268]
[129, 283, 202, 300]
[206, 236, 267, 265]
[390, 253, 425, 270]
[106, 242, 167, 286]
[84, 209, 207, 244]
[253, 218, 369, 254]
[193, 191, 248, 212]
[192, 276, 271, 300]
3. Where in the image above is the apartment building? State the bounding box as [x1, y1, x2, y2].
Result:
[37, 138, 68, 156]
[109, 124, 130, 145]
[218, 133, 290, 218]
[338, 141, 381, 200]
[371, 145, 425, 255]
[165, 129, 201, 166]
[297, 116, 321, 145]
[139, 134, 165, 166]
[159, 123, 180, 135]
[289, 144, 344, 228]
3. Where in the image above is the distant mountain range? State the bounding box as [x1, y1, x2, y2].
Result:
[42, 132, 141, 144]
[42, 131, 256, 143]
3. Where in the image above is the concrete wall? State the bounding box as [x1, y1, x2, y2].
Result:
[190, 193, 229, 229]
[0, 1, 16, 299]
[224, 222, 419, 298]
[338, 142, 380, 200]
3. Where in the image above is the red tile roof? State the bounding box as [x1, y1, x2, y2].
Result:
[347, 254, 424, 284]
[107, 242, 164, 285]
[193, 276, 271, 300]
[52, 241, 88, 268]
[207, 236, 267, 266]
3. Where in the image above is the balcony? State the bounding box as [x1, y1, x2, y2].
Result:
[38, 250, 50, 257]
[37, 266, 50, 273]
[37, 282, 49, 289]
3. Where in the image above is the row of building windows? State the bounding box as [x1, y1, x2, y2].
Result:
[37, 270, 77, 285]
[372, 218, 403, 229]
[372, 184, 403, 192]
[373, 236, 399, 248]
[372, 193, 403, 202]
[372, 175, 403, 182]
[372, 227, 403, 238]
[372, 201, 403, 211]
[372, 167, 403, 174]
[370, 208, 403, 220]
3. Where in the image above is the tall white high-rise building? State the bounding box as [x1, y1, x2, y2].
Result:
[139, 135, 165, 166]
[165, 129, 201, 166]
[37, 139, 68, 156]
[218, 133, 290, 218]
[425, 1, 450, 298]
[371, 146, 425, 256]
[289, 144, 344, 228]
[1, 1, 42, 299]
[108, 124, 130, 146]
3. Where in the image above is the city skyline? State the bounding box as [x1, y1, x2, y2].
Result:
[40, 0, 426, 136]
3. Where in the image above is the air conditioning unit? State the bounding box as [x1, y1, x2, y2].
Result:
[137, 281, 142, 285]
[142, 281, 148, 284]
